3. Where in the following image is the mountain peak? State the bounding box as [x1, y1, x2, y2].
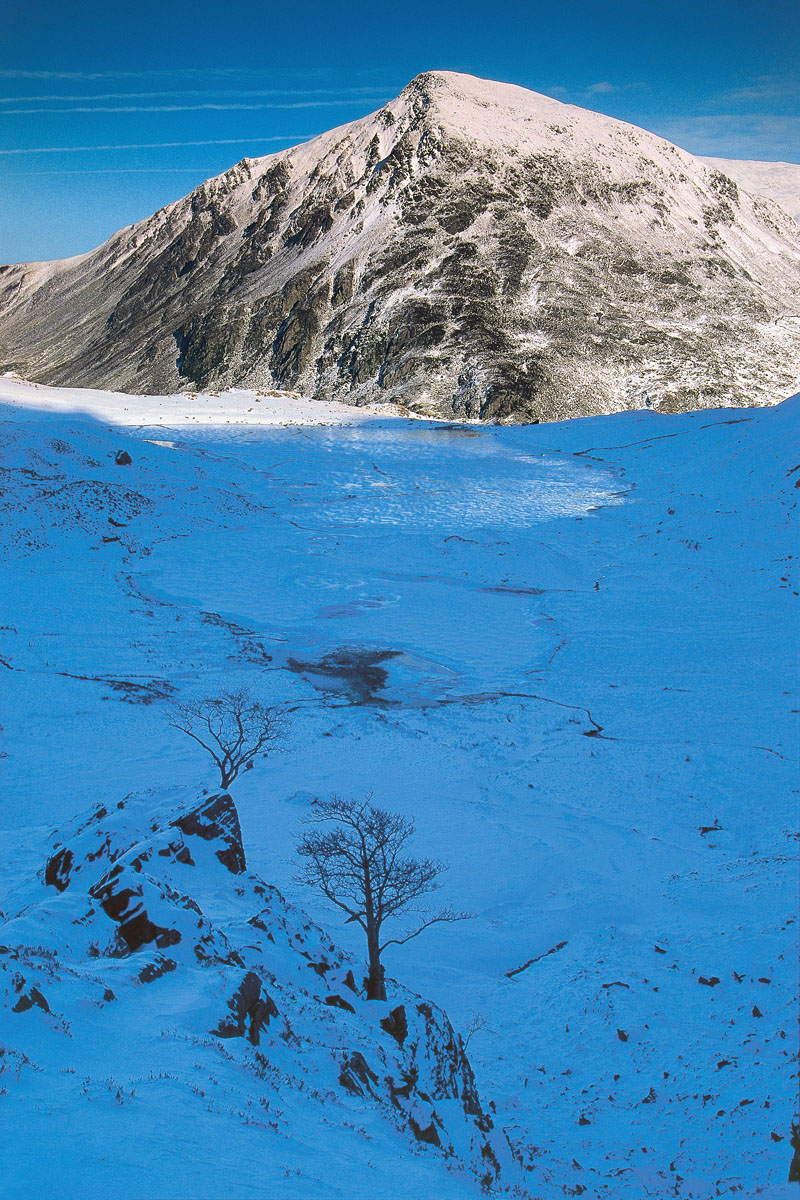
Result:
[1, 72, 799, 420]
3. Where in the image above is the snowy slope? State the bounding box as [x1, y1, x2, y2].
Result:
[2, 788, 516, 1199]
[0, 373, 398, 426]
[0, 378, 797, 1197]
[702, 157, 800, 223]
[2, 71, 800, 420]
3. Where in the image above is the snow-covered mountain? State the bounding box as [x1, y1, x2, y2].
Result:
[2, 70, 800, 421]
[701, 156, 800, 224]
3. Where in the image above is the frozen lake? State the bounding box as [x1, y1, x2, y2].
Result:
[148, 420, 626, 529]
[142, 421, 625, 707]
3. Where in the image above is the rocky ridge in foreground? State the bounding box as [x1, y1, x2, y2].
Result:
[0, 788, 522, 1195]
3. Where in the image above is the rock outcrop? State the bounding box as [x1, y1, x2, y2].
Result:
[1, 788, 522, 1193]
[701, 156, 800, 224]
[1, 71, 799, 420]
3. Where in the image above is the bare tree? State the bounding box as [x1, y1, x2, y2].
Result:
[296, 795, 469, 1001]
[170, 690, 283, 789]
[463, 1010, 490, 1050]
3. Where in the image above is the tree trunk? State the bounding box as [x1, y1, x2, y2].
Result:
[789, 1123, 800, 1183]
[365, 934, 386, 1001]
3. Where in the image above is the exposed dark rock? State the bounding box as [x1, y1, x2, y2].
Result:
[413, 1001, 483, 1118]
[89, 864, 182, 952]
[194, 933, 244, 967]
[114, 450, 132, 466]
[12, 986, 50, 1014]
[380, 1004, 409, 1046]
[44, 846, 74, 892]
[331, 262, 356, 307]
[409, 1114, 442, 1146]
[324, 994, 356, 1014]
[387, 1070, 416, 1103]
[270, 284, 330, 386]
[338, 1050, 380, 1097]
[157, 840, 195, 866]
[789, 1123, 800, 1183]
[138, 956, 177, 983]
[2, 785, 520, 1193]
[214, 970, 278, 1045]
[172, 793, 246, 874]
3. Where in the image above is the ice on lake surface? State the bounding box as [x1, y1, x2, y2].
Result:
[152, 420, 625, 529]
[141, 421, 625, 707]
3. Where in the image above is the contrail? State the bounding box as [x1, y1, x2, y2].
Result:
[0, 87, 389, 105]
[1, 99, 382, 115]
[4, 167, 231, 175]
[0, 66, 394, 82]
[0, 135, 316, 155]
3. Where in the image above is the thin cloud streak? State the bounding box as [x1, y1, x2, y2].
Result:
[0, 87, 389, 105]
[1, 99, 383, 115]
[4, 167, 227, 174]
[0, 135, 316, 155]
[716, 77, 800, 105]
[0, 67, 392, 81]
[0, 69, 216, 80]
[655, 113, 800, 160]
[0, 69, 173, 80]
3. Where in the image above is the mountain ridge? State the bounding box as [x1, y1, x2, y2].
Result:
[2, 70, 800, 421]
[700, 155, 800, 223]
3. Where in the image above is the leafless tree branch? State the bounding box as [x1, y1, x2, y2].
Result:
[170, 689, 284, 789]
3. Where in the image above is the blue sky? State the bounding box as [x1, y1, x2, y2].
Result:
[2, 0, 798, 263]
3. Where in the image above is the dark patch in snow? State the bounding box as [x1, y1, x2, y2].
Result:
[381, 1004, 409, 1046]
[89, 864, 183, 953]
[173, 793, 246, 874]
[45, 847, 74, 892]
[138, 956, 177, 983]
[55, 672, 176, 705]
[214, 970, 278, 1045]
[12, 984, 50, 1014]
[325, 993, 356, 1014]
[339, 1050, 380, 1097]
[480, 585, 546, 596]
[287, 647, 402, 705]
[506, 940, 568, 979]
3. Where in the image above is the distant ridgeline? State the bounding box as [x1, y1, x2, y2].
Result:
[1, 71, 800, 421]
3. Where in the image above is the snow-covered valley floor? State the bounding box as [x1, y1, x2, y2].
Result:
[0, 379, 797, 1198]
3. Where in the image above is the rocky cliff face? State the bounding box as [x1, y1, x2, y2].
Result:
[2, 70, 800, 421]
[1, 787, 522, 1194]
[701, 156, 800, 224]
